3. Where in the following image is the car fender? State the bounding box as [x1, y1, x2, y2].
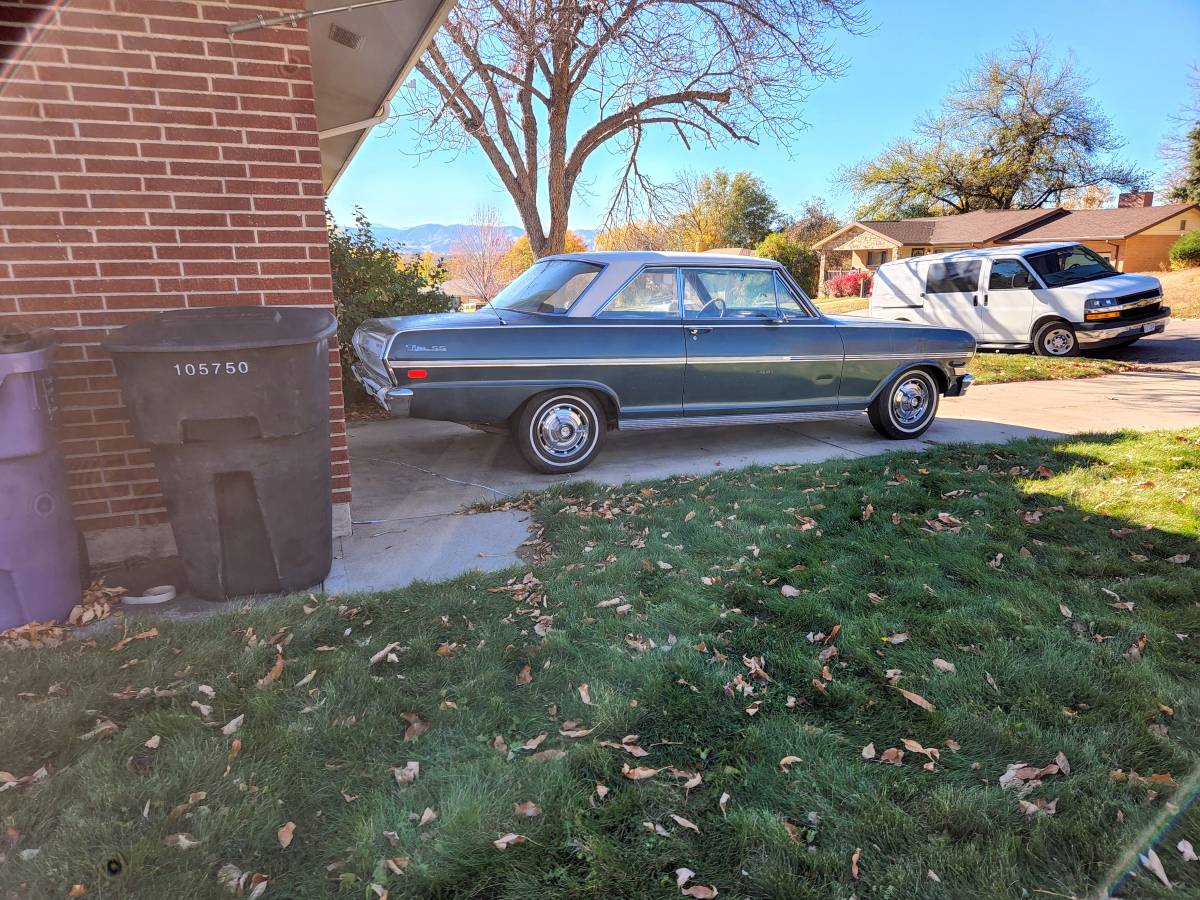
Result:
[863, 358, 957, 403]
[410, 378, 622, 426]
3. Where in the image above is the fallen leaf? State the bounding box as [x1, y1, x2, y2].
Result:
[144, 735, 161, 750]
[221, 714, 244, 736]
[1059, 603, 1072, 619]
[1167, 554, 1190, 564]
[622, 763, 660, 781]
[401, 712, 429, 741]
[595, 783, 609, 799]
[676, 868, 696, 888]
[392, 761, 420, 787]
[529, 749, 566, 762]
[898, 688, 936, 711]
[1124, 633, 1148, 662]
[418, 807, 437, 827]
[369, 641, 402, 666]
[1140, 848, 1171, 888]
[861, 503, 874, 521]
[163, 833, 202, 850]
[1019, 798, 1058, 818]
[779, 755, 802, 773]
[780, 585, 800, 598]
[861, 743, 876, 760]
[1179, 840, 1197, 862]
[514, 801, 541, 817]
[671, 814, 701, 834]
[68, 886, 86, 898]
[491, 735, 508, 753]
[681, 886, 718, 899]
[493, 832, 525, 850]
[719, 792, 730, 816]
[521, 732, 548, 751]
[851, 847, 862, 880]
[578, 683, 592, 705]
[277, 821, 295, 849]
[256, 653, 284, 688]
[515, 665, 533, 685]
[885, 632, 910, 645]
[932, 658, 956, 674]
[295, 669, 316, 688]
[880, 747, 904, 766]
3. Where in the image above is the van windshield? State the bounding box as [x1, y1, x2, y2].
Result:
[491, 259, 602, 315]
[1025, 245, 1117, 287]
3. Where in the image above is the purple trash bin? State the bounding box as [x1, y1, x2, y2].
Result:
[0, 331, 81, 630]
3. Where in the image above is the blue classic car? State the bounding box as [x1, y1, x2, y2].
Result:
[351, 252, 976, 473]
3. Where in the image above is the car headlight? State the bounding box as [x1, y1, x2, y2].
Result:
[1085, 297, 1119, 310]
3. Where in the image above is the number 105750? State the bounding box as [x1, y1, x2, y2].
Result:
[173, 361, 250, 376]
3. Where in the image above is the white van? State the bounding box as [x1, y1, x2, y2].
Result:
[867, 243, 1169, 356]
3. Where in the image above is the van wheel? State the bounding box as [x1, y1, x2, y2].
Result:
[868, 368, 940, 440]
[514, 390, 607, 474]
[1033, 320, 1080, 357]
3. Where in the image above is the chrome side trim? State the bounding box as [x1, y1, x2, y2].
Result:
[619, 409, 864, 430]
[388, 352, 966, 370]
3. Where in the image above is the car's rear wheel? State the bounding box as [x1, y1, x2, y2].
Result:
[1033, 320, 1080, 357]
[868, 367, 940, 440]
[515, 390, 607, 474]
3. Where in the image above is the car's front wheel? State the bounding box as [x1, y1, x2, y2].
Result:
[868, 367, 940, 440]
[514, 390, 607, 474]
[1033, 320, 1080, 357]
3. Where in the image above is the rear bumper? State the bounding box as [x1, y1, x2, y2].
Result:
[1076, 310, 1170, 344]
[945, 373, 974, 397]
[351, 362, 412, 416]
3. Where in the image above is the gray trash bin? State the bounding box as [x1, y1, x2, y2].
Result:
[102, 307, 337, 601]
[0, 330, 81, 629]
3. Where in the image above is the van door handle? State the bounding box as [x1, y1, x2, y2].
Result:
[972, 295, 979, 306]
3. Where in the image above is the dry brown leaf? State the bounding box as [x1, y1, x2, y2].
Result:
[719, 792, 730, 815]
[144, 734, 161, 750]
[779, 755, 802, 773]
[780, 585, 800, 598]
[861, 743, 876, 760]
[221, 714, 244, 737]
[514, 801, 541, 817]
[515, 665, 533, 686]
[898, 688, 936, 711]
[578, 683, 592, 705]
[851, 847, 862, 880]
[1140, 848, 1172, 888]
[1124, 633, 1148, 662]
[163, 832, 202, 850]
[880, 747, 904, 766]
[418, 807, 437, 827]
[491, 735, 508, 754]
[1058, 603, 1072, 619]
[622, 763, 660, 781]
[369, 641, 402, 666]
[493, 832, 525, 850]
[256, 653, 284, 688]
[521, 732, 548, 751]
[401, 712, 429, 742]
[392, 761, 420, 787]
[1178, 840, 1197, 862]
[277, 821, 295, 849]
[931, 658, 956, 674]
[595, 783, 609, 799]
[670, 814, 701, 834]
[886, 632, 910, 645]
[529, 748, 567, 762]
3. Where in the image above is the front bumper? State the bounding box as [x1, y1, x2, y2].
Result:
[351, 362, 412, 416]
[945, 373, 974, 397]
[1076, 310, 1170, 344]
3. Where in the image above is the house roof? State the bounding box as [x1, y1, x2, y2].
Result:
[308, 0, 457, 190]
[1003, 202, 1197, 242]
[869, 208, 1064, 246]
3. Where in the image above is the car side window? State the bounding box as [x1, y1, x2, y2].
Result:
[989, 259, 1033, 290]
[683, 268, 777, 318]
[773, 273, 813, 317]
[925, 260, 981, 294]
[598, 267, 679, 318]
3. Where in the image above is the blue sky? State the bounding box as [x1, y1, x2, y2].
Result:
[327, 0, 1200, 230]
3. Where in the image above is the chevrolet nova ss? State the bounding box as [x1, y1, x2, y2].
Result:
[351, 252, 976, 473]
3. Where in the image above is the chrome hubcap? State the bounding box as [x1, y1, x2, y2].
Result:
[1043, 328, 1074, 355]
[891, 377, 930, 427]
[536, 402, 590, 458]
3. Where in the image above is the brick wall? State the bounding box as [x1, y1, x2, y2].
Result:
[1, 0, 350, 555]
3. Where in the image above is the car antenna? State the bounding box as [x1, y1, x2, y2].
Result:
[482, 294, 507, 326]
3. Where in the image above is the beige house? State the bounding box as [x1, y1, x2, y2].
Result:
[814, 195, 1197, 291]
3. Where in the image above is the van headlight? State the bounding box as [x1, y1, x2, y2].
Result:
[1085, 297, 1122, 321]
[1085, 297, 1119, 309]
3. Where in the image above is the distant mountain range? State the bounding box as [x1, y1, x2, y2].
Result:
[361, 222, 598, 254]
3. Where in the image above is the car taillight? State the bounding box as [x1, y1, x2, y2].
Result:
[406, 369, 428, 380]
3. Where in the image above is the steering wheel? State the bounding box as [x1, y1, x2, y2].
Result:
[698, 298, 726, 318]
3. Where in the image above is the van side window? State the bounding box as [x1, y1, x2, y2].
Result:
[988, 259, 1032, 290]
[925, 260, 981, 293]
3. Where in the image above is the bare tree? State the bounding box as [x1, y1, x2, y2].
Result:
[1158, 64, 1200, 200]
[406, 0, 862, 257]
[450, 205, 514, 302]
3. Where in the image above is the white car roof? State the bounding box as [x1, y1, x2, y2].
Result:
[880, 242, 1079, 266]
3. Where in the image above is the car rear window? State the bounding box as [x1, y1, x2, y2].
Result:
[925, 260, 981, 294]
[491, 259, 603, 315]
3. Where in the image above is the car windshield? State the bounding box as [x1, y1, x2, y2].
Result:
[490, 259, 603, 315]
[1025, 245, 1117, 287]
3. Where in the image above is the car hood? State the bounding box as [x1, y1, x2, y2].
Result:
[1043, 272, 1161, 301]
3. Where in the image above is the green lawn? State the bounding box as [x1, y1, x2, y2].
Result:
[967, 352, 1153, 385]
[2, 432, 1199, 898]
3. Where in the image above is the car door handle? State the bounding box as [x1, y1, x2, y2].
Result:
[687, 327, 713, 337]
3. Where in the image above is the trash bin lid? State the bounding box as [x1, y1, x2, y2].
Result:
[102, 306, 336, 354]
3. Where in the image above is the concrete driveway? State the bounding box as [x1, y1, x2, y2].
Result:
[324, 321, 1200, 594]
